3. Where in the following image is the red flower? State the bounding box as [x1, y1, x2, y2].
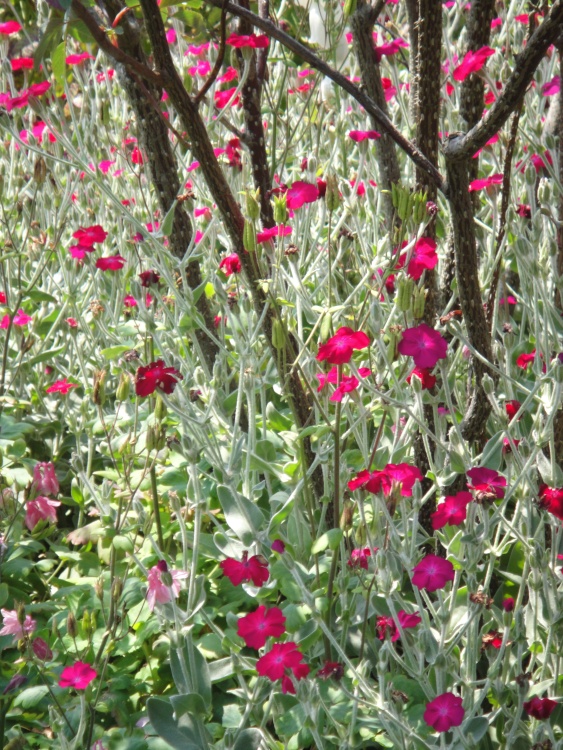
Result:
[286, 181, 319, 209]
[406, 367, 437, 390]
[398, 324, 448, 369]
[405, 237, 438, 280]
[347, 547, 377, 569]
[424, 692, 465, 732]
[0, 309, 32, 328]
[317, 661, 344, 680]
[466, 467, 506, 500]
[66, 52, 95, 65]
[139, 270, 160, 287]
[96, 255, 126, 271]
[256, 642, 309, 693]
[377, 610, 421, 641]
[412, 554, 455, 592]
[256, 225, 292, 243]
[219, 254, 241, 276]
[516, 350, 539, 369]
[316, 327, 370, 365]
[483, 630, 503, 649]
[502, 437, 521, 454]
[220, 551, 269, 587]
[214, 87, 240, 109]
[237, 605, 286, 649]
[135, 360, 182, 397]
[453, 46, 495, 82]
[469, 173, 503, 192]
[11, 57, 34, 71]
[538, 485, 563, 520]
[502, 597, 515, 612]
[348, 464, 421, 497]
[225, 33, 269, 48]
[542, 75, 560, 96]
[349, 130, 381, 142]
[131, 147, 144, 165]
[59, 661, 97, 689]
[431, 491, 473, 530]
[0, 21, 22, 35]
[505, 400, 521, 420]
[72, 225, 107, 246]
[523, 696, 557, 720]
[348, 469, 386, 494]
[46, 379, 78, 395]
[516, 204, 532, 218]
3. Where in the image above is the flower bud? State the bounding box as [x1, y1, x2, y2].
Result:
[82, 610, 91, 637]
[154, 395, 166, 422]
[116, 373, 130, 402]
[538, 177, 551, 204]
[66, 612, 77, 638]
[243, 219, 257, 253]
[386, 331, 398, 361]
[92, 369, 106, 406]
[146, 425, 156, 452]
[33, 156, 47, 185]
[95, 579, 104, 601]
[340, 500, 354, 531]
[325, 174, 341, 212]
[245, 189, 260, 221]
[320, 312, 332, 342]
[412, 287, 427, 319]
[111, 576, 123, 601]
[396, 278, 415, 312]
[16, 603, 26, 627]
[524, 164, 537, 186]
[272, 318, 286, 350]
[273, 194, 288, 224]
[32, 637, 53, 661]
[481, 373, 495, 396]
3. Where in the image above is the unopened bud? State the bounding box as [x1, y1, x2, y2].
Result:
[33, 156, 47, 185]
[538, 177, 551, 204]
[111, 576, 123, 601]
[92, 369, 106, 406]
[154, 395, 166, 422]
[95, 579, 104, 601]
[481, 373, 495, 396]
[243, 219, 257, 253]
[146, 425, 156, 452]
[66, 612, 77, 638]
[396, 278, 415, 312]
[116, 373, 130, 402]
[82, 610, 91, 636]
[245, 189, 260, 221]
[340, 500, 354, 531]
[273, 194, 288, 224]
[272, 318, 286, 350]
[16, 603, 26, 627]
[32, 637, 53, 661]
[386, 331, 398, 361]
[413, 287, 427, 319]
[325, 174, 341, 212]
[320, 312, 332, 342]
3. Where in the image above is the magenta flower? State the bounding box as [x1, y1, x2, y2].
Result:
[66, 52, 95, 65]
[466, 467, 506, 500]
[405, 237, 438, 280]
[220, 551, 269, 587]
[348, 469, 386, 494]
[316, 327, 370, 365]
[317, 366, 370, 394]
[286, 181, 319, 209]
[0, 609, 37, 641]
[431, 492, 473, 530]
[424, 692, 465, 732]
[139, 270, 160, 287]
[0, 309, 33, 328]
[135, 360, 183, 397]
[59, 661, 97, 689]
[226, 33, 269, 48]
[25, 496, 61, 531]
[412, 554, 455, 592]
[72, 225, 107, 246]
[502, 597, 515, 613]
[516, 350, 538, 369]
[256, 642, 309, 694]
[542, 75, 561, 96]
[256, 225, 292, 243]
[505, 400, 522, 420]
[376, 610, 421, 641]
[46, 378, 78, 395]
[398, 324, 448, 369]
[383, 463, 423, 497]
[32, 637, 53, 661]
[349, 130, 381, 142]
[237, 605, 286, 649]
[214, 87, 240, 109]
[468, 173, 503, 192]
[271, 539, 285, 554]
[347, 547, 377, 570]
[317, 661, 344, 680]
[96, 255, 126, 271]
[453, 46, 495, 82]
[373, 38, 408, 63]
[33, 462, 59, 496]
[146, 560, 188, 611]
[0, 21, 22, 35]
[538, 485, 563, 521]
[406, 367, 437, 390]
[219, 253, 242, 276]
[516, 204, 532, 218]
[11, 57, 34, 71]
[523, 696, 557, 720]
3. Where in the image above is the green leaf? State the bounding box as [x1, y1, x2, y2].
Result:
[101, 345, 133, 360]
[161, 200, 178, 237]
[462, 717, 489, 743]
[233, 729, 263, 750]
[0, 583, 9, 608]
[266, 402, 293, 430]
[217, 485, 265, 544]
[311, 528, 343, 554]
[146, 697, 202, 750]
[13, 685, 50, 709]
[170, 639, 211, 710]
[51, 41, 66, 86]
[26, 346, 67, 368]
[33, 10, 64, 69]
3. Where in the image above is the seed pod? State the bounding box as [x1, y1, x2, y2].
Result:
[243, 219, 257, 253]
[245, 189, 260, 221]
[33, 156, 47, 185]
[325, 174, 341, 212]
[273, 194, 288, 224]
[66, 612, 78, 638]
[154, 395, 166, 422]
[116, 373, 130, 402]
[92, 369, 106, 406]
[396, 278, 414, 312]
[272, 318, 286, 350]
[413, 287, 427, 319]
[320, 312, 332, 342]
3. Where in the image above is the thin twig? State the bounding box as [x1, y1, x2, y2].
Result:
[194, 0, 229, 105]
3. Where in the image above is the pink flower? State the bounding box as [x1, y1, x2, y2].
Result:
[0, 609, 36, 641]
[348, 464, 422, 497]
[316, 327, 370, 365]
[146, 560, 188, 611]
[516, 203, 532, 218]
[220, 551, 269, 587]
[398, 324, 448, 369]
[0, 309, 32, 328]
[516, 350, 538, 369]
[0, 21, 22, 35]
[0, 292, 6, 304]
[256, 225, 292, 243]
[131, 147, 144, 165]
[347, 547, 377, 570]
[219, 254, 241, 275]
[59, 661, 97, 689]
[73, 225, 107, 246]
[46, 379, 78, 394]
[65, 52, 95, 65]
[66, 317, 78, 327]
[431, 492, 473, 530]
[466, 467, 506, 500]
[286, 181, 319, 209]
[124, 295, 137, 308]
[502, 597, 515, 613]
[256, 642, 309, 693]
[542, 75, 560, 96]
[98, 160, 115, 174]
[166, 28, 176, 44]
[412, 554, 455, 592]
[226, 33, 269, 48]
[523, 696, 557, 720]
[96, 255, 126, 271]
[271, 539, 285, 553]
[453, 46, 495, 82]
[139, 270, 160, 287]
[405, 237, 438, 280]
[505, 400, 521, 420]
[237, 605, 286, 648]
[469, 173, 503, 191]
[406, 367, 437, 390]
[373, 38, 408, 63]
[33, 462, 59, 496]
[11, 57, 34, 71]
[538, 485, 563, 520]
[424, 692, 465, 732]
[135, 360, 183, 397]
[376, 610, 421, 641]
[348, 469, 386, 494]
[25, 496, 61, 530]
[214, 87, 240, 109]
[349, 130, 381, 142]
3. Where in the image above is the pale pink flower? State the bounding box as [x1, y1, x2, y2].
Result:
[25, 496, 61, 530]
[0, 609, 36, 641]
[146, 561, 188, 611]
[33, 462, 59, 496]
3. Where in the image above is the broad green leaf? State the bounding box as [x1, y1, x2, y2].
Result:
[217, 485, 265, 544]
[101, 345, 132, 359]
[146, 697, 202, 750]
[13, 685, 50, 709]
[51, 41, 66, 86]
[170, 639, 211, 710]
[311, 528, 342, 554]
[161, 200, 178, 237]
[233, 729, 263, 750]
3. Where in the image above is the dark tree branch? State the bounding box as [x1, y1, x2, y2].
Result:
[204, 0, 444, 191]
[444, 0, 563, 161]
[404, 0, 419, 123]
[351, 0, 400, 231]
[460, 0, 496, 130]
